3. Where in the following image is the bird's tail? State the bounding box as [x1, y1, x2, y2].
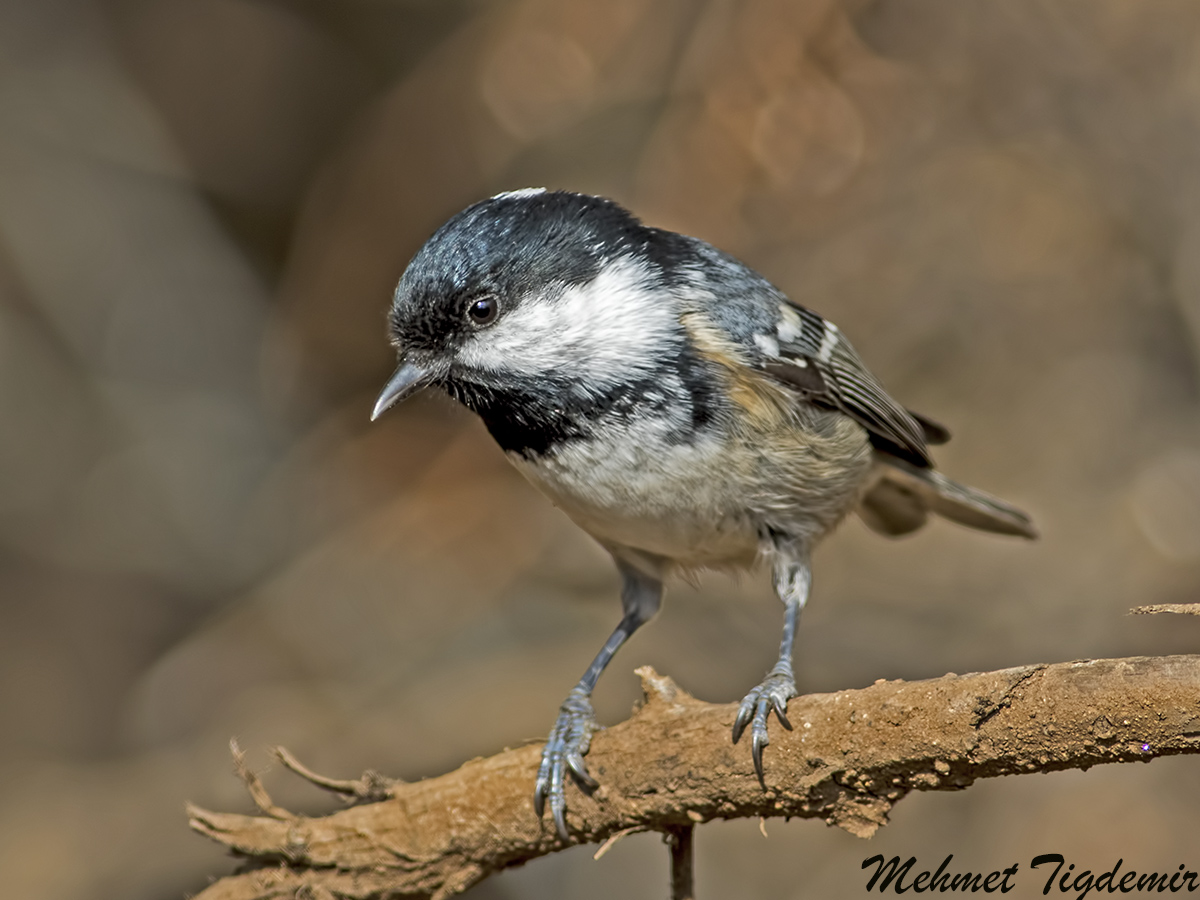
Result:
[857, 457, 1038, 539]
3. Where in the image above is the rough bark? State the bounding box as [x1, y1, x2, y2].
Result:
[189, 655, 1200, 900]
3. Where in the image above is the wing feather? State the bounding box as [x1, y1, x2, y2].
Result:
[762, 302, 932, 467]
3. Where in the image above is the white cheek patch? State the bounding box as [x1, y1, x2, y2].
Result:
[457, 258, 677, 387]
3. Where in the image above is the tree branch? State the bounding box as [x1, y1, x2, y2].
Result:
[188, 655, 1200, 900]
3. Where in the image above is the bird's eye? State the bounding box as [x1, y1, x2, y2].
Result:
[467, 295, 499, 326]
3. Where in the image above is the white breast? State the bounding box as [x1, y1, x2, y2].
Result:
[510, 416, 763, 569]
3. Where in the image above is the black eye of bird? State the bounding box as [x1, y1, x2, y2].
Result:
[467, 296, 499, 326]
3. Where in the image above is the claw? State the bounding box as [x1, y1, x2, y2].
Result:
[751, 721, 769, 785]
[732, 700, 754, 744]
[534, 689, 598, 841]
[566, 753, 598, 788]
[552, 804, 569, 841]
[534, 760, 555, 818]
[732, 670, 797, 784]
[772, 695, 793, 730]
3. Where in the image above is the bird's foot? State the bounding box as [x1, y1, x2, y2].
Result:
[732, 667, 796, 786]
[534, 687, 599, 840]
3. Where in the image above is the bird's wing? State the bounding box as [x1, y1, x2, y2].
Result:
[758, 300, 933, 467]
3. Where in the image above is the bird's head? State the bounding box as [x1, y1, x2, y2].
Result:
[371, 189, 683, 427]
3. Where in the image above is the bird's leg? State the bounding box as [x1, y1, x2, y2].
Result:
[534, 558, 662, 840]
[732, 550, 811, 785]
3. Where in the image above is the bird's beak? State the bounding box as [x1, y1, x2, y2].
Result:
[371, 359, 437, 421]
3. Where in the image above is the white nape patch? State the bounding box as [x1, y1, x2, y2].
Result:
[816, 321, 840, 362]
[491, 187, 547, 200]
[776, 305, 803, 343]
[457, 257, 675, 387]
[753, 333, 780, 357]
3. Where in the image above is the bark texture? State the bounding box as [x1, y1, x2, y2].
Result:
[189, 656, 1200, 900]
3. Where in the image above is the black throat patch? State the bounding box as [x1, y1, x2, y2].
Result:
[444, 345, 719, 458]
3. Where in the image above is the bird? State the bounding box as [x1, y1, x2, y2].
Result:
[371, 188, 1036, 840]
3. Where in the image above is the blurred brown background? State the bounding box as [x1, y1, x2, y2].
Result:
[2, 0, 1200, 897]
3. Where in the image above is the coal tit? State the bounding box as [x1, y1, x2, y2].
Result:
[372, 188, 1036, 840]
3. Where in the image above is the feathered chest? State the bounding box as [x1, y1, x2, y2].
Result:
[500, 367, 873, 567]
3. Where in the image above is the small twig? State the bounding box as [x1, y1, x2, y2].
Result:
[273, 745, 397, 803]
[1131, 603, 1200, 616]
[664, 825, 694, 900]
[230, 739, 294, 820]
[593, 826, 642, 860]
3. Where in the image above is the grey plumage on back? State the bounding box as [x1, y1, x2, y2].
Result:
[663, 235, 1035, 539]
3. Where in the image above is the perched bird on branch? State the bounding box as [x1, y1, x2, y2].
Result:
[372, 188, 1036, 839]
